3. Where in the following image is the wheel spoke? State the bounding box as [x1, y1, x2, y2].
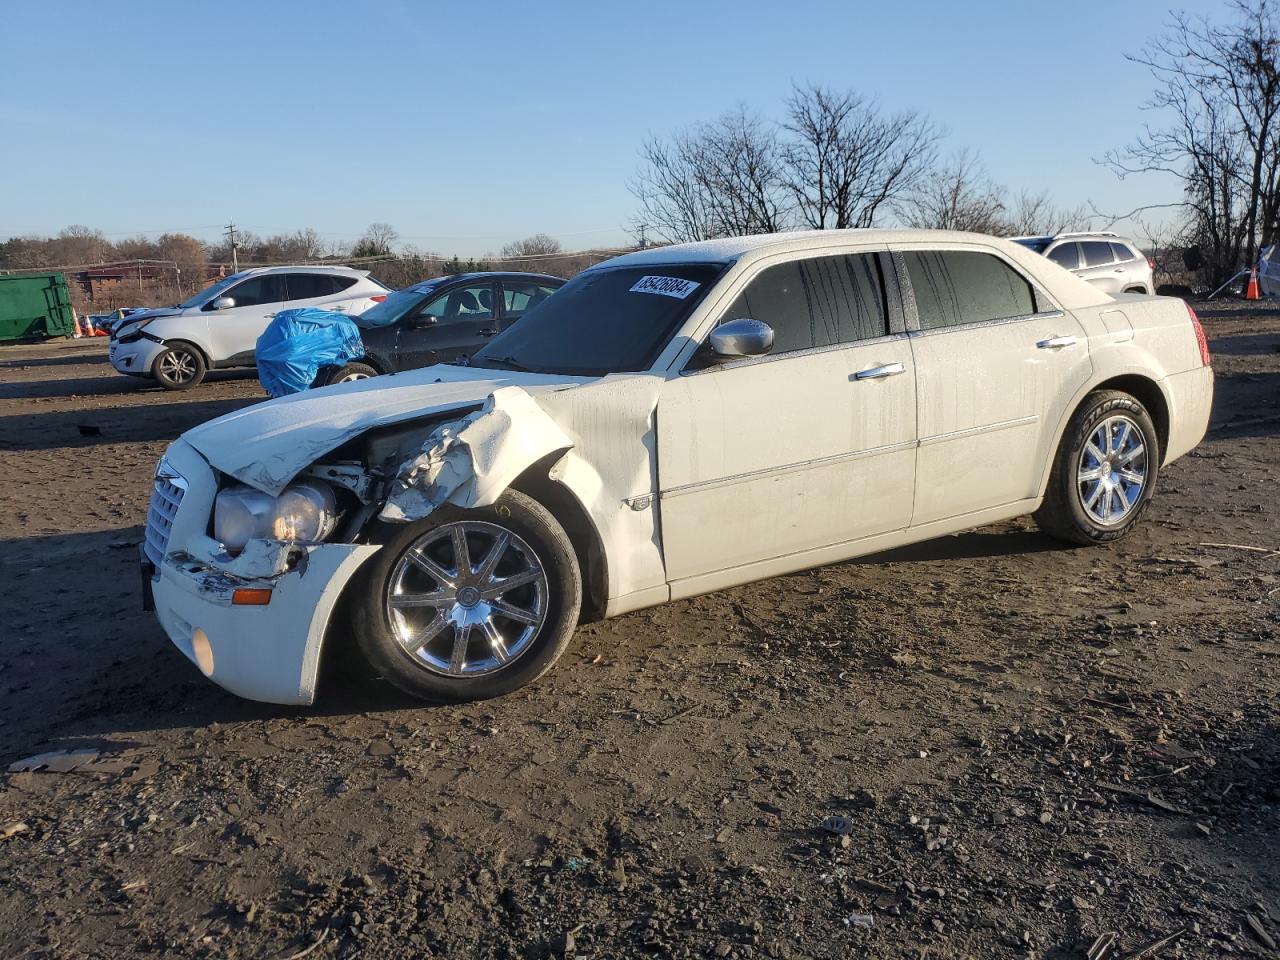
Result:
[1085, 440, 1106, 464]
[480, 568, 540, 598]
[1078, 466, 1102, 482]
[481, 619, 510, 663]
[403, 616, 449, 654]
[1112, 421, 1130, 454]
[448, 624, 472, 675]
[389, 589, 454, 609]
[1084, 482, 1105, 509]
[408, 549, 457, 588]
[1117, 467, 1144, 486]
[1117, 443, 1145, 465]
[451, 526, 471, 578]
[489, 598, 539, 625]
[475, 532, 510, 582]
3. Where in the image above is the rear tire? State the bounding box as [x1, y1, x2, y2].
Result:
[315, 361, 378, 387]
[1035, 390, 1160, 545]
[152, 342, 206, 390]
[351, 490, 581, 703]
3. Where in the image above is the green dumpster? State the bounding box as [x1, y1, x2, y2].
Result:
[0, 273, 77, 342]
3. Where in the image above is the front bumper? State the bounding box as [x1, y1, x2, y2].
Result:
[109, 337, 165, 377]
[147, 438, 380, 705]
[153, 542, 378, 704]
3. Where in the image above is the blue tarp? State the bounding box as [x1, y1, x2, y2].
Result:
[256, 308, 365, 397]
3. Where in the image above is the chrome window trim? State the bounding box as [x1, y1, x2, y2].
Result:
[906, 309, 1065, 339]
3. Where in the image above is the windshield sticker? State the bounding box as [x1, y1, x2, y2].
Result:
[629, 275, 700, 299]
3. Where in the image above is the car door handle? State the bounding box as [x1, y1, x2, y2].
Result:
[853, 362, 906, 380]
[1114, 267, 1126, 273]
[480, 328, 498, 336]
[1036, 335, 1078, 349]
[265, 312, 278, 318]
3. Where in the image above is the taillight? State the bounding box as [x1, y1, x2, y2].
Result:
[1186, 302, 1211, 366]
[1147, 258, 1155, 271]
[370, 295, 387, 303]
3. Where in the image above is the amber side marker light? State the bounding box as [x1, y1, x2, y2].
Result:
[232, 588, 273, 606]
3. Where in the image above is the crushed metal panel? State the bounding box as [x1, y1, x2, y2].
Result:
[380, 387, 574, 522]
[184, 534, 296, 580]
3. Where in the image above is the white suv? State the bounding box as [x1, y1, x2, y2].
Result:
[1012, 232, 1154, 296]
[108, 266, 389, 389]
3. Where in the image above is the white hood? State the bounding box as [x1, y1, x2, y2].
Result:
[182, 364, 587, 494]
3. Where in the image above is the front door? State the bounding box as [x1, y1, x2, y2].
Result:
[206, 273, 287, 364]
[396, 281, 497, 370]
[658, 251, 917, 586]
[896, 247, 1093, 525]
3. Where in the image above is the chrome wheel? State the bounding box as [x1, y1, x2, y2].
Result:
[1077, 414, 1148, 526]
[158, 350, 197, 384]
[337, 371, 371, 383]
[385, 521, 548, 677]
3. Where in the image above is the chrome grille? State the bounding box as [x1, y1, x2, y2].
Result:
[144, 468, 186, 572]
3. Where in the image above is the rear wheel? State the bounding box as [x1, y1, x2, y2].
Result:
[1035, 390, 1160, 545]
[315, 361, 378, 387]
[351, 490, 581, 702]
[152, 342, 206, 390]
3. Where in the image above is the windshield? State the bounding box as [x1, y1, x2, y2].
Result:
[1011, 237, 1052, 254]
[177, 272, 247, 309]
[355, 279, 445, 329]
[470, 263, 724, 376]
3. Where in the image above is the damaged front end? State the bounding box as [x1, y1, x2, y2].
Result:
[148, 384, 581, 704]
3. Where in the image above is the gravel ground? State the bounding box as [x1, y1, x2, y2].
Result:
[0, 307, 1277, 959]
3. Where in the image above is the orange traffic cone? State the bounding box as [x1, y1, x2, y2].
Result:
[1246, 266, 1260, 300]
[72, 312, 84, 338]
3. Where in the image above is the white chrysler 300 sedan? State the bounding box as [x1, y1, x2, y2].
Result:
[143, 230, 1213, 705]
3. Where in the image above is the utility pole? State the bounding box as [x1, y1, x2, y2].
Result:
[224, 222, 240, 273]
[638, 223, 648, 250]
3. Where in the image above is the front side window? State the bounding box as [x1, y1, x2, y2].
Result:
[470, 263, 723, 376]
[418, 284, 495, 325]
[903, 250, 1036, 330]
[1081, 241, 1116, 267]
[719, 253, 887, 354]
[216, 274, 285, 309]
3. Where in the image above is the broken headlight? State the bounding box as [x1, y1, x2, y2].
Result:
[213, 480, 338, 553]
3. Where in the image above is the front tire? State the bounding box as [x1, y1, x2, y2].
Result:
[315, 361, 378, 387]
[152, 342, 207, 390]
[1035, 390, 1160, 545]
[351, 490, 582, 702]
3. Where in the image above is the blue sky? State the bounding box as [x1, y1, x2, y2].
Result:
[0, 0, 1223, 255]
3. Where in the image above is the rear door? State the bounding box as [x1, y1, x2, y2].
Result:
[658, 251, 917, 586]
[205, 273, 287, 364]
[896, 246, 1092, 525]
[395, 281, 498, 370]
[1077, 240, 1123, 294]
[282, 272, 357, 312]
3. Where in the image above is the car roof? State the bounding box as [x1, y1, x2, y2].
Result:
[600, 229, 1042, 268]
[238, 264, 368, 276]
[441, 271, 564, 283]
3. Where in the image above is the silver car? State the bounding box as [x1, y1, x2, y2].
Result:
[1013, 232, 1154, 296]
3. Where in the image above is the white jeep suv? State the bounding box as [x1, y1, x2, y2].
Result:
[1012, 232, 1154, 296]
[108, 266, 389, 389]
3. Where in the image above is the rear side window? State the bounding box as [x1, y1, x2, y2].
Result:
[221, 274, 285, 308]
[1047, 243, 1080, 269]
[722, 253, 887, 354]
[503, 282, 561, 320]
[284, 273, 337, 301]
[1081, 241, 1116, 267]
[1110, 242, 1137, 263]
[903, 250, 1036, 330]
[331, 275, 359, 292]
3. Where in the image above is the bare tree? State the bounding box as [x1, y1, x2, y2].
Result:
[781, 83, 940, 229]
[353, 222, 399, 258]
[501, 233, 563, 259]
[630, 107, 787, 242]
[900, 149, 1008, 233]
[1004, 190, 1090, 236]
[1102, 0, 1280, 283]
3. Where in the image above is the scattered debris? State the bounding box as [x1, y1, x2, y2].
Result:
[1246, 914, 1277, 950]
[844, 912, 875, 929]
[8, 749, 100, 773]
[1, 822, 30, 841]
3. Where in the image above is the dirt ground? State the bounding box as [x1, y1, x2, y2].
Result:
[0, 308, 1277, 960]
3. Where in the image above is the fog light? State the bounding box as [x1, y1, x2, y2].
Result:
[191, 628, 215, 677]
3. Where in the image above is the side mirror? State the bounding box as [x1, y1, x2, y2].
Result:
[708, 318, 774, 360]
[210, 296, 235, 311]
[408, 314, 438, 329]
